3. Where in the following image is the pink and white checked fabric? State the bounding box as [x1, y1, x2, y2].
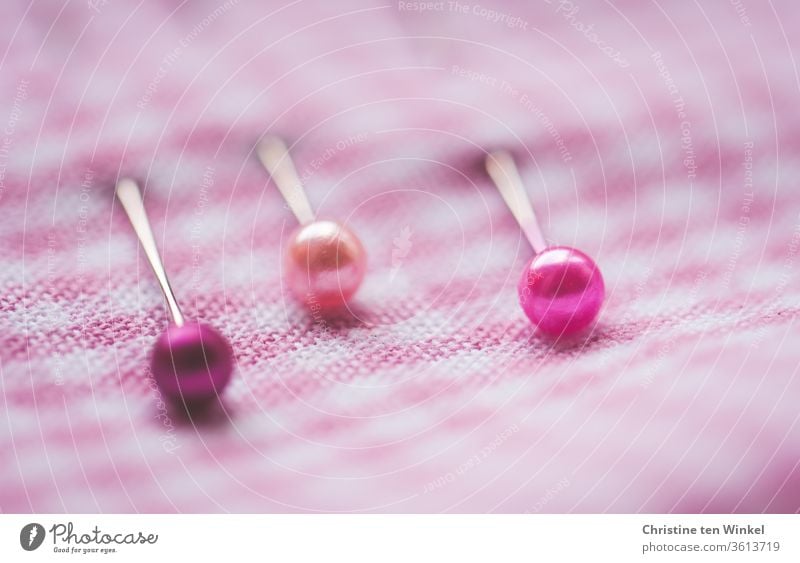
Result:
[1, 0, 799, 513]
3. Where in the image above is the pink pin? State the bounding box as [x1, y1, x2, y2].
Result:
[485, 151, 605, 337]
[257, 137, 366, 308]
[116, 178, 234, 407]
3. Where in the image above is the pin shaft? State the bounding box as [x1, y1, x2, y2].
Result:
[257, 136, 316, 225]
[116, 178, 185, 327]
[485, 151, 548, 253]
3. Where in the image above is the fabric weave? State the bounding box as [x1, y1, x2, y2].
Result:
[1, 0, 799, 512]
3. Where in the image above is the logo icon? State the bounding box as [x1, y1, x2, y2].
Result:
[20, 523, 45, 551]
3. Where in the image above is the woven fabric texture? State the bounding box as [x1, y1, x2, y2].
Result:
[1, 0, 799, 512]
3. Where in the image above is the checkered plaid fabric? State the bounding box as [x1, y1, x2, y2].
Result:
[1, 0, 799, 512]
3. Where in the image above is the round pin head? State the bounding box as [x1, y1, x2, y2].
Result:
[150, 321, 234, 406]
[285, 219, 366, 308]
[517, 246, 605, 337]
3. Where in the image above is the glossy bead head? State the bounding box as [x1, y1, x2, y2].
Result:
[285, 219, 366, 308]
[151, 321, 234, 406]
[517, 246, 605, 337]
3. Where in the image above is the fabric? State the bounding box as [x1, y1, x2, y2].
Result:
[1, 0, 799, 513]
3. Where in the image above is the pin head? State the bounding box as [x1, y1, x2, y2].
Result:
[517, 246, 605, 337]
[285, 219, 366, 308]
[151, 321, 234, 406]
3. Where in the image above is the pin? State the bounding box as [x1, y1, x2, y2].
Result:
[116, 178, 234, 406]
[485, 151, 605, 337]
[257, 136, 366, 308]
